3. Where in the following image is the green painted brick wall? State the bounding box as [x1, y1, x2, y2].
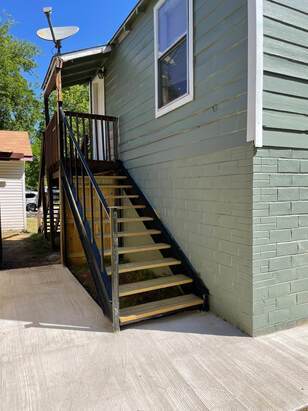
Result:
[253, 148, 308, 335]
[128, 144, 254, 335]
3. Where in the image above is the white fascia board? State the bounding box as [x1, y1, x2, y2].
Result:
[247, 0, 263, 147]
[60, 45, 112, 62]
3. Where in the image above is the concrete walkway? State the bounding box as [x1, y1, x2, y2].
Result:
[0, 264, 307, 410]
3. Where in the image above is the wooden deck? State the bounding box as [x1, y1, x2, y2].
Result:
[0, 264, 307, 410]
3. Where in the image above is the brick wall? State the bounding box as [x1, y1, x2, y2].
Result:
[127, 144, 254, 334]
[253, 148, 308, 335]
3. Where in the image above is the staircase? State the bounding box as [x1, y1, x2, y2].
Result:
[83, 172, 206, 326]
[43, 108, 209, 330]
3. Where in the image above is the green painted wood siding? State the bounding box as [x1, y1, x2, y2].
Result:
[104, 0, 248, 168]
[263, 0, 308, 148]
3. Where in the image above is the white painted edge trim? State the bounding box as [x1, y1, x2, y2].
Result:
[154, 0, 194, 119]
[247, 0, 263, 147]
[61, 45, 112, 62]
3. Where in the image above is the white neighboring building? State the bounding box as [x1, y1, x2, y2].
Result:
[0, 131, 32, 231]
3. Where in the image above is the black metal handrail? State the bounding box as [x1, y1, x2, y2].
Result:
[59, 107, 120, 329]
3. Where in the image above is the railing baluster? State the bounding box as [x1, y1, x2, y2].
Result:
[111, 209, 120, 332]
[90, 183, 94, 243]
[81, 156, 86, 220]
[82, 117, 86, 157]
[101, 119, 106, 161]
[99, 202, 104, 270]
[69, 124, 73, 183]
[113, 119, 119, 161]
[88, 117, 92, 161]
[94, 118, 99, 160]
[106, 121, 110, 161]
[64, 122, 67, 169]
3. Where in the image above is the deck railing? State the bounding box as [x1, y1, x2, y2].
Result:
[65, 111, 119, 162]
[43, 110, 119, 170]
[44, 112, 58, 170]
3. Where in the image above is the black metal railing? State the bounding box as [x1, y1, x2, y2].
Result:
[60, 107, 120, 330]
[65, 111, 119, 162]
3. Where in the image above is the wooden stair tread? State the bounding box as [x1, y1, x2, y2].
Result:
[66, 217, 153, 224]
[119, 294, 203, 325]
[106, 230, 161, 238]
[98, 184, 132, 189]
[94, 175, 127, 179]
[104, 217, 153, 224]
[119, 274, 192, 297]
[109, 205, 146, 209]
[107, 258, 181, 275]
[105, 195, 139, 199]
[104, 243, 170, 256]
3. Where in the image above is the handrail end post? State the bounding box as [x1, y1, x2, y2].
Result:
[111, 209, 120, 332]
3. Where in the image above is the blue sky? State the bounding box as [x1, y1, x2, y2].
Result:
[1, 0, 138, 94]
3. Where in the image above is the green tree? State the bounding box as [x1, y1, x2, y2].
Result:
[62, 84, 89, 112]
[25, 122, 43, 190]
[0, 18, 40, 133]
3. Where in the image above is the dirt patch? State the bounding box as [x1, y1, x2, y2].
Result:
[1, 231, 60, 270]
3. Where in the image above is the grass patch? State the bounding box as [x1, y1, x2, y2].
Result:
[27, 217, 38, 233]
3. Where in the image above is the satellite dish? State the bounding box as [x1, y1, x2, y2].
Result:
[37, 7, 79, 55]
[37, 26, 79, 42]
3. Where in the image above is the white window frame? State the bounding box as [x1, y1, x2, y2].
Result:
[154, 0, 194, 118]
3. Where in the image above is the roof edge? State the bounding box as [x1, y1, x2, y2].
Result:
[42, 0, 149, 91]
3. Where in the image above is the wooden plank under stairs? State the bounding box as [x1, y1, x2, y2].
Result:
[119, 274, 193, 297]
[104, 242, 171, 256]
[119, 294, 203, 325]
[106, 258, 181, 275]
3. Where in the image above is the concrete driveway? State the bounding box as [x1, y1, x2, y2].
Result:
[0, 264, 307, 410]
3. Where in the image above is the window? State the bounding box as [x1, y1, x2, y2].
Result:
[154, 0, 193, 118]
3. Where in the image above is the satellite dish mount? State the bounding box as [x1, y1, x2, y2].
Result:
[37, 7, 79, 55]
[43, 7, 61, 54]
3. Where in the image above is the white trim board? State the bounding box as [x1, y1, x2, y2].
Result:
[247, 0, 263, 147]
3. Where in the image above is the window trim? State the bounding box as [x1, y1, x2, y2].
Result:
[154, 0, 194, 118]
